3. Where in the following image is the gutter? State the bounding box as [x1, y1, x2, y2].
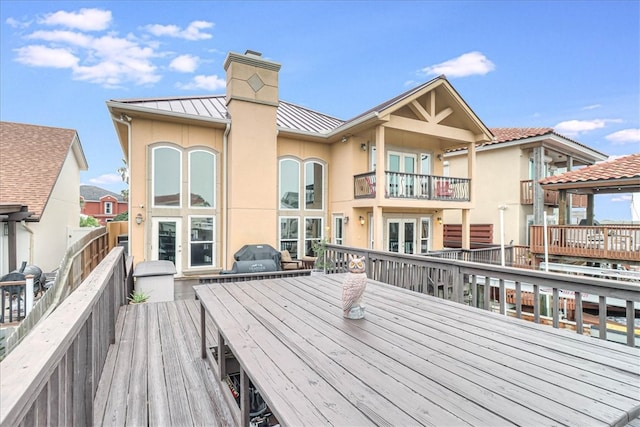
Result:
[222, 122, 231, 269]
[20, 220, 35, 264]
[111, 114, 133, 256]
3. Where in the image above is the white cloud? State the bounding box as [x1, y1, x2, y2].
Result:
[27, 30, 93, 47]
[177, 74, 226, 91]
[605, 128, 640, 144]
[582, 104, 601, 110]
[144, 20, 213, 40]
[14, 45, 79, 68]
[554, 119, 622, 136]
[6, 17, 31, 28]
[40, 8, 112, 31]
[421, 51, 495, 78]
[170, 54, 199, 72]
[611, 194, 632, 203]
[88, 173, 124, 185]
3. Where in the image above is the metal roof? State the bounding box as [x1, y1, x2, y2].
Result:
[110, 95, 344, 135]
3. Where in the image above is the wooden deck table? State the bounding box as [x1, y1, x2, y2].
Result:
[194, 273, 640, 426]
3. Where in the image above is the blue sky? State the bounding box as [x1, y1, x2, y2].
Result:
[1, 1, 638, 221]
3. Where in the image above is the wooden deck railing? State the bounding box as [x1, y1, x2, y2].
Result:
[2, 227, 110, 355]
[324, 244, 639, 347]
[520, 179, 587, 207]
[354, 171, 470, 201]
[429, 245, 533, 269]
[530, 225, 640, 263]
[0, 247, 129, 426]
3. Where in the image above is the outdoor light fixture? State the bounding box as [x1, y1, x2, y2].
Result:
[341, 135, 349, 143]
[437, 217, 443, 225]
[360, 143, 367, 151]
[135, 213, 143, 225]
[359, 216, 365, 225]
[437, 154, 443, 161]
[344, 216, 349, 224]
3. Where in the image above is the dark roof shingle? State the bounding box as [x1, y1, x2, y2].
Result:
[0, 121, 79, 218]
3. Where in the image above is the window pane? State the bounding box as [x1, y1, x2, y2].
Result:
[305, 162, 323, 210]
[154, 147, 181, 206]
[190, 217, 213, 267]
[190, 151, 215, 207]
[305, 217, 322, 256]
[280, 217, 299, 256]
[280, 159, 299, 209]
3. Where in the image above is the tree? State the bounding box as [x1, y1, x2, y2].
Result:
[113, 211, 128, 221]
[117, 158, 129, 184]
[80, 215, 100, 227]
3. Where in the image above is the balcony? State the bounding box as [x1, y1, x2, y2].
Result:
[354, 171, 470, 202]
[520, 180, 587, 207]
[530, 225, 640, 264]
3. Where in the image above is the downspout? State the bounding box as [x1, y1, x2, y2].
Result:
[112, 114, 132, 255]
[222, 123, 231, 269]
[20, 220, 35, 265]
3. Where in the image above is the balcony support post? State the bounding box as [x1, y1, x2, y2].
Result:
[558, 190, 568, 225]
[532, 146, 546, 225]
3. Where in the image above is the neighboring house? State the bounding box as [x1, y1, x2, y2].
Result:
[444, 128, 608, 246]
[0, 121, 89, 275]
[80, 185, 128, 225]
[106, 49, 493, 276]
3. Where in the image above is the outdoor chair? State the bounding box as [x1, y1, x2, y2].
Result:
[280, 250, 302, 270]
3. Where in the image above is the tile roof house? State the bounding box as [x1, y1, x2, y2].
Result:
[444, 127, 608, 246]
[107, 50, 493, 276]
[80, 185, 128, 226]
[0, 121, 88, 274]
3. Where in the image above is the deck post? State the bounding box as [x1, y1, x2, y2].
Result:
[200, 303, 207, 359]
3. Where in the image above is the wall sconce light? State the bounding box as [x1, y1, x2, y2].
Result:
[360, 143, 368, 152]
[344, 216, 349, 224]
[135, 213, 143, 225]
[437, 217, 443, 225]
[341, 135, 349, 143]
[437, 154, 443, 161]
[359, 216, 365, 225]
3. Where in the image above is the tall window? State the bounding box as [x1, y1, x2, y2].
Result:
[153, 146, 182, 207]
[305, 161, 324, 210]
[278, 158, 326, 258]
[333, 216, 344, 245]
[104, 202, 113, 215]
[189, 151, 215, 207]
[280, 158, 300, 209]
[420, 218, 431, 254]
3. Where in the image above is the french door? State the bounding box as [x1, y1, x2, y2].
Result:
[387, 219, 416, 254]
[152, 218, 182, 273]
[388, 152, 417, 197]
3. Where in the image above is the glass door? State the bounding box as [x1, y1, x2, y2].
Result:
[387, 219, 416, 254]
[387, 152, 416, 197]
[152, 218, 182, 273]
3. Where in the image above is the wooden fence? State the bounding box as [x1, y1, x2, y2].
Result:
[324, 244, 640, 347]
[0, 246, 128, 426]
[2, 227, 110, 356]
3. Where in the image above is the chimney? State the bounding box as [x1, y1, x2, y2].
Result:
[223, 50, 281, 106]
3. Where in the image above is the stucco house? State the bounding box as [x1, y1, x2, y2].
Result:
[444, 128, 608, 246]
[106, 50, 493, 276]
[80, 185, 128, 226]
[0, 121, 89, 275]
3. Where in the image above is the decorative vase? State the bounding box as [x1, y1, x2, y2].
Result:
[342, 256, 367, 319]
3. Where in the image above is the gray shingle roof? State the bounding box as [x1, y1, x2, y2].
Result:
[80, 185, 125, 202]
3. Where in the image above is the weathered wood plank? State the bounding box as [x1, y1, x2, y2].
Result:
[156, 303, 195, 426]
[146, 304, 171, 426]
[125, 304, 148, 426]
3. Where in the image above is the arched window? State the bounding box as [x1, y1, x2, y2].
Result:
[279, 158, 300, 209]
[305, 161, 324, 210]
[189, 150, 215, 208]
[153, 146, 182, 207]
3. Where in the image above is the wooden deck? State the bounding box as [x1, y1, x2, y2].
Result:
[195, 274, 640, 426]
[93, 299, 234, 426]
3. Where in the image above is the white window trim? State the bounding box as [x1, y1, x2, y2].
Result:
[104, 201, 113, 215]
[304, 216, 324, 257]
[304, 160, 325, 211]
[279, 216, 301, 258]
[152, 145, 183, 209]
[188, 149, 217, 209]
[188, 215, 216, 269]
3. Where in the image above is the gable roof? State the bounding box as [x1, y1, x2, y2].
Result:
[0, 121, 88, 219]
[80, 185, 125, 202]
[539, 153, 640, 194]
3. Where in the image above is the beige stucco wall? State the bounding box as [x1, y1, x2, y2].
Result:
[128, 118, 225, 272]
[444, 145, 530, 245]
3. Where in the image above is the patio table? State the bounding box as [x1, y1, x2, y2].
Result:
[195, 273, 640, 426]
